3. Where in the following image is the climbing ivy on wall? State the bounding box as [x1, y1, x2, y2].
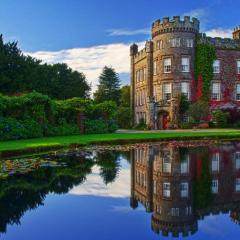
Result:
[194, 43, 216, 101]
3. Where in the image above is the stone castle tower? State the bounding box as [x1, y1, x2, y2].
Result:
[130, 16, 240, 129]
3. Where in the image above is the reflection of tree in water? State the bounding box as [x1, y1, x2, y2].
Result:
[191, 148, 213, 210]
[96, 151, 121, 185]
[0, 150, 123, 235]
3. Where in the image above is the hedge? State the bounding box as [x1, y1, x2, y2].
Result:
[0, 92, 118, 140]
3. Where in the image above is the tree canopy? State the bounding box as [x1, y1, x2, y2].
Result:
[0, 35, 90, 99]
[94, 66, 121, 105]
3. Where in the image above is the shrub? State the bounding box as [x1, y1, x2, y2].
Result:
[135, 118, 147, 130]
[0, 93, 118, 140]
[0, 117, 43, 140]
[188, 100, 209, 124]
[179, 122, 193, 129]
[212, 110, 230, 128]
[179, 94, 190, 115]
[85, 120, 108, 134]
[107, 120, 118, 133]
[117, 106, 132, 129]
[44, 123, 80, 137]
[232, 121, 240, 128]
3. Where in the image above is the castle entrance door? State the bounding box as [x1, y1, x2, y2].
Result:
[157, 111, 169, 130]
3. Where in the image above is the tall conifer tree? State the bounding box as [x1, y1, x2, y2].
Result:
[94, 66, 121, 105]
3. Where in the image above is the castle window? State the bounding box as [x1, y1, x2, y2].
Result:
[235, 152, 240, 170]
[212, 83, 221, 101]
[156, 40, 163, 50]
[169, 38, 181, 47]
[136, 70, 141, 82]
[212, 152, 220, 172]
[163, 182, 171, 197]
[164, 58, 171, 73]
[142, 91, 144, 105]
[171, 208, 179, 216]
[142, 91, 145, 105]
[186, 206, 192, 216]
[143, 67, 147, 81]
[182, 114, 189, 123]
[139, 69, 142, 81]
[180, 182, 189, 198]
[153, 180, 157, 194]
[163, 157, 171, 173]
[237, 61, 240, 74]
[181, 57, 190, 72]
[181, 82, 190, 99]
[236, 84, 240, 100]
[163, 83, 172, 100]
[235, 178, 240, 192]
[181, 154, 189, 174]
[213, 60, 220, 73]
[156, 205, 161, 214]
[186, 39, 193, 48]
[153, 60, 157, 75]
[212, 179, 218, 194]
[137, 92, 140, 106]
[153, 84, 158, 101]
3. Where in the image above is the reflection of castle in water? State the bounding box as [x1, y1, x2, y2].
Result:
[130, 143, 240, 237]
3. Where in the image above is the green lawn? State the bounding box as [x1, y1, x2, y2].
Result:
[1, 131, 240, 153]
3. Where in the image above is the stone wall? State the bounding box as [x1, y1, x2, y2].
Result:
[212, 49, 240, 102]
[130, 16, 240, 129]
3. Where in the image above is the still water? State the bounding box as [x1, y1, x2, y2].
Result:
[1, 142, 240, 239]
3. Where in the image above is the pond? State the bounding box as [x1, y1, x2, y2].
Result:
[0, 141, 240, 239]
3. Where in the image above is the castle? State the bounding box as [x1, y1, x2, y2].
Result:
[130, 16, 240, 129]
[130, 143, 240, 237]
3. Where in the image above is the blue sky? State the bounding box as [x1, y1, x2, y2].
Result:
[0, 0, 239, 90]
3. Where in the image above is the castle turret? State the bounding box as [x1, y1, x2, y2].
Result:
[233, 26, 240, 40]
[130, 44, 138, 126]
[151, 16, 200, 38]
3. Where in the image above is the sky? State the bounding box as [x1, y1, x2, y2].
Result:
[0, 0, 239, 92]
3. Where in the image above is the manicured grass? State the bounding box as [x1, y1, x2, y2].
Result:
[1, 131, 240, 153]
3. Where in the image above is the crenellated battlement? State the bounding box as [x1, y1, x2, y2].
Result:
[152, 16, 200, 38]
[151, 216, 197, 237]
[198, 33, 240, 49]
[234, 26, 240, 31]
[134, 47, 147, 62]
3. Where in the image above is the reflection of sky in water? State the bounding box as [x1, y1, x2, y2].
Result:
[69, 158, 130, 198]
[2, 157, 240, 240]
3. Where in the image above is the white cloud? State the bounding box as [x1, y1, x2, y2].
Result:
[25, 41, 145, 93]
[183, 8, 207, 19]
[107, 28, 149, 36]
[205, 28, 232, 38]
[69, 165, 130, 198]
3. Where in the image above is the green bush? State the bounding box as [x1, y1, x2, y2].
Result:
[179, 122, 193, 129]
[0, 117, 43, 140]
[0, 92, 118, 140]
[232, 121, 240, 128]
[107, 120, 118, 133]
[179, 94, 190, 115]
[117, 106, 132, 129]
[44, 123, 80, 136]
[135, 118, 147, 130]
[212, 110, 230, 128]
[85, 120, 109, 134]
[188, 100, 209, 124]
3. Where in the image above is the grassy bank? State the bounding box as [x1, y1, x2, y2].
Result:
[1, 131, 240, 157]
